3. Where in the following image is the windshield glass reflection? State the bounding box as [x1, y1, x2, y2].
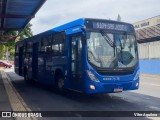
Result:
[87, 32, 138, 68]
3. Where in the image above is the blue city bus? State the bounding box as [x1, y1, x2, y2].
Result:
[15, 18, 140, 94]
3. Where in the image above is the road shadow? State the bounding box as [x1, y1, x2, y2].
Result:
[5, 71, 160, 114]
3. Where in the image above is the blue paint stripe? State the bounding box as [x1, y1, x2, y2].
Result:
[140, 59, 160, 75]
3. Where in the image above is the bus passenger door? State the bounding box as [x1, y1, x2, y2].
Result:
[19, 46, 24, 76]
[71, 35, 83, 91]
[32, 43, 39, 80]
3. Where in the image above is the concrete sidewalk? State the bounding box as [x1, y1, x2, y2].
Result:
[0, 70, 14, 120]
[0, 70, 12, 112]
[0, 69, 34, 120]
[141, 74, 160, 79]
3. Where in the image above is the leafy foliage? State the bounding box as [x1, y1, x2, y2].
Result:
[18, 23, 33, 41]
[0, 23, 33, 59]
[0, 45, 5, 59]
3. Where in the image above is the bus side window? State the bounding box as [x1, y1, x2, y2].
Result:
[41, 38, 51, 53]
[59, 43, 65, 54]
[52, 42, 59, 54]
[26, 42, 32, 53]
[46, 34, 52, 52]
[41, 38, 46, 52]
[78, 37, 82, 61]
[52, 34, 65, 55]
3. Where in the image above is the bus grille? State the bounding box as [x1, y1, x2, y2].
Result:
[97, 70, 134, 75]
[103, 83, 132, 91]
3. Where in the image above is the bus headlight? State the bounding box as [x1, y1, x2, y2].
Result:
[133, 70, 140, 81]
[90, 85, 95, 90]
[87, 70, 99, 82]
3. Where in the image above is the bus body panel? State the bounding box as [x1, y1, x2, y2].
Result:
[84, 64, 139, 93]
[15, 18, 139, 93]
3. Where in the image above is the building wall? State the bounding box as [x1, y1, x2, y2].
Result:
[140, 59, 160, 75]
[138, 41, 160, 75]
[133, 15, 160, 75]
[138, 41, 160, 59]
[133, 15, 160, 30]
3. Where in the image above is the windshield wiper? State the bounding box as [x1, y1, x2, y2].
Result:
[117, 38, 124, 64]
[100, 30, 115, 48]
[100, 30, 116, 57]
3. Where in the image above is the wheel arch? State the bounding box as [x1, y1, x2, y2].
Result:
[54, 68, 64, 79]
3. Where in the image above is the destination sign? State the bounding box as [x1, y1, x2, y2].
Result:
[92, 22, 129, 31]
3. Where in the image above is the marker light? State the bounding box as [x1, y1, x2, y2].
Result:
[87, 70, 99, 82]
[136, 82, 139, 87]
[90, 85, 95, 90]
[133, 70, 140, 81]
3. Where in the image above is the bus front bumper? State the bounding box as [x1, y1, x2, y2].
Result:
[85, 78, 139, 94]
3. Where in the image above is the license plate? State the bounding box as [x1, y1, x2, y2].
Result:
[114, 88, 123, 92]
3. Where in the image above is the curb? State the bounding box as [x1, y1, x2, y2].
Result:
[0, 70, 37, 120]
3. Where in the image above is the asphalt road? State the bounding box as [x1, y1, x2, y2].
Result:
[3, 67, 160, 120]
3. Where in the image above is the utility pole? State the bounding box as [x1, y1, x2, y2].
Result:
[117, 14, 121, 22]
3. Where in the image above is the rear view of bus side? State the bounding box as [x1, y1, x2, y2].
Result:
[15, 18, 140, 94]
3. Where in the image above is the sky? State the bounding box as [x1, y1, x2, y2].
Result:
[30, 0, 160, 35]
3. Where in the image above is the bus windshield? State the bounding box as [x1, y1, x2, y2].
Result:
[87, 31, 138, 69]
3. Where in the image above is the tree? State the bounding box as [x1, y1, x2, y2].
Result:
[0, 23, 33, 60]
[0, 45, 5, 59]
[18, 23, 33, 41]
